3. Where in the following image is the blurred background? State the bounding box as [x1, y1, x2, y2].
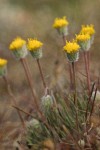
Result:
[0, 0, 100, 149]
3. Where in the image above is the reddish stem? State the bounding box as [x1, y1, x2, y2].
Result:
[84, 52, 91, 95]
[37, 59, 47, 89]
[72, 62, 80, 138]
[20, 58, 39, 112]
[3, 76, 25, 128]
[72, 62, 76, 104]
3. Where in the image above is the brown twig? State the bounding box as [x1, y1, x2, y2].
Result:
[84, 52, 91, 95]
[12, 105, 56, 137]
[62, 125, 81, 150]
[85, 82, 95, 120]
[12, 105, 35, 118]
[78, 71, 87, 78]
[90, 87, 97, 120]
[20, 58, 39, 112]
[37, 59, 47, 89]
[3, 76, 25, 128]
[72, 62, 80, 138]
[72, 62, 77, 104]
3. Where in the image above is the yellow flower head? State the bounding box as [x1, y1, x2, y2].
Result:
[81, 24, 95, 36]
[27, 39, 43, 51]
[76, 33, 90, 42]
[63, 40, 80, 53]
[0, 58, 7, 67]
[9, 37, 26, 51]
[53, 16, 69, 29]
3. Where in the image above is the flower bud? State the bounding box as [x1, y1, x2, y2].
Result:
[27, 38, 43, 59]
[53, 16, 69, 36]
[63, 40, 80, 62]
[41, 95, 54, 113]
[9, 37, 28, 60]
[78, 139, 85, 147]
[66, 51, 79, 62]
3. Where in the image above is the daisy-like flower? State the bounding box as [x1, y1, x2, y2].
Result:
[81, 24, 95, 44]
[9, 37, 28, 59]
[53, 16, 69, 36]
[63, 40, 80, 62]
[0, 58, 7, 77]
[27, 38, 43, 59]
[76, 33, 91, 51]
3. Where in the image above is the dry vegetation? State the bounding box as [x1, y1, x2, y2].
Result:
[0, 0, 100, 150]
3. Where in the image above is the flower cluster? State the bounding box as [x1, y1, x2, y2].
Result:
[9, 37, 43, 59]
[76, 24, 95, 51]
[27, 39, 43, 51]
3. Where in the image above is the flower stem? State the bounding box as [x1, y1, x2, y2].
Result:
[72, 62, 80, 135]
[87, 51, 90, 71]
[84, 52, 91, 95]
[20, 58, 39, 112]
[62, 35, 73, 89]
[3, 76, 25, 128]
[72, 62, 76, 104]
[37, 59, 47, 89]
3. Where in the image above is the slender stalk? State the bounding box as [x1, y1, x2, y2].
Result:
[62, 35, 73, 89]
[85, 83, 95, 120]
[90, 87, 97, 121]
[20, 58, 39, 112]
[12, 105, 55, 135]
[20, 58, 46, 121]
[3, 76, 25, 128]
[72, 62, 79, 133]
[72, 62, 77, 104]
[84, 52, 91, 95]
[62, 125, 81, 150]
[87, 51, 90, 73]
[37, 59, 47, 89]
[12, 105, 35, 118]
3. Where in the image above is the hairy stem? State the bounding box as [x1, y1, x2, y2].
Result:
[20, 58, 39, 112]
[72, 62, 80, 139]
[84, 52, 91, 95]
[37, 59, 47, 89]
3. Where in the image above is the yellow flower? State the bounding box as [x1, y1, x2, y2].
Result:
[53, 16, 69, 28]
[76, 33, 90, 42]
[81, 25, 95, 36]
[9, 37, 26, 51]
[27, 39, 43, 51]
[63, 41, 80, 53]
[0, 58, 7, 67]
